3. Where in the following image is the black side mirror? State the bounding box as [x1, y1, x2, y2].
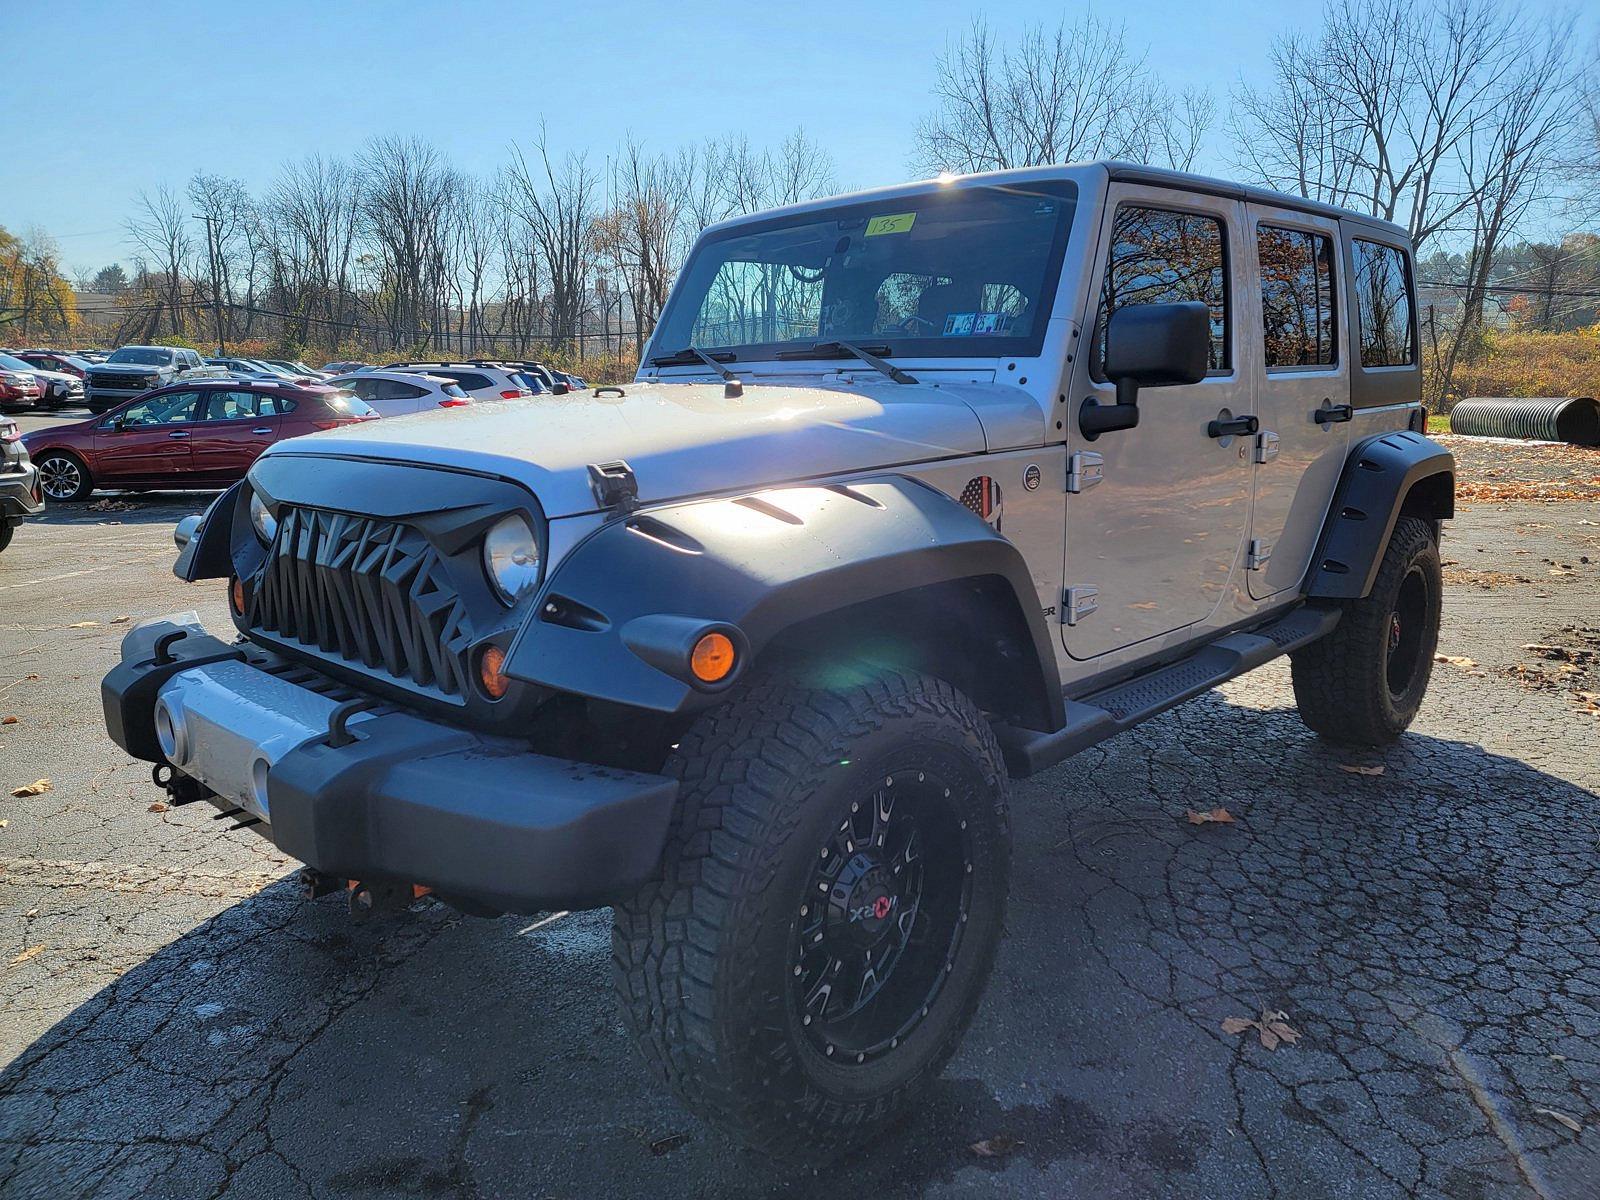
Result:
[1081, 301, 1211, 439]
[112, 415, 126, 431]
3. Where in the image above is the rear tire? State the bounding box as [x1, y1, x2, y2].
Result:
[36, 451, 93, 502]
[612, 666, 1011, 1160]
[0, 521, 12, 553]
[1291, 516, 1441, 745]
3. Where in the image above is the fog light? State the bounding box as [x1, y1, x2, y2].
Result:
[479, 644, 510, 699]
[690, 631, 737, 684]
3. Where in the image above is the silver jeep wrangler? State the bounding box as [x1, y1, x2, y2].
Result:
[103, 161, 1452, 1157]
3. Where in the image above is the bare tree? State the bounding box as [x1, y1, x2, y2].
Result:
[126, 185, 193, 337]
[911, 16, 1212, 174]
[501, 127, 598, 349]
[356, 137, 460, 349]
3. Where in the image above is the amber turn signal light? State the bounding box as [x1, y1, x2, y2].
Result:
[478, 644, 510, 699]
[229, 576, 246, 615]
[690, 631, 737, 684]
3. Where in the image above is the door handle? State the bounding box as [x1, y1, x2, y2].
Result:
[1315, 403, 1354, 425]
[167, 430, 189, 438]
[1206, 414, 1259, 439]
[251, 427, 272, 435]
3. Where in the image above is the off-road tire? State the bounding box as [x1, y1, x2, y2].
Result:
[35, 451, 93, 503]
[0, 520, 12, 554]
[1292, 516, 1441, 745]
[612, 667, 1011, 1159]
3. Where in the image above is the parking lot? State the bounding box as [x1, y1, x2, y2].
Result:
[2, 417, 1599, 1198]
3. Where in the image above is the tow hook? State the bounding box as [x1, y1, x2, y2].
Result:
[346, 879, 432, 919]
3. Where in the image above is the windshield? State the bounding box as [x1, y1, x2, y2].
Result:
[653, 182, 1077, 362]
[107, 347, 173, 366]
[0, 353, 35, 372]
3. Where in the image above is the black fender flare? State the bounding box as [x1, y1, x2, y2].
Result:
[174, 482, 244, 582]
[505, 476, 1066, 729]
[1307, 430, 1454, 600]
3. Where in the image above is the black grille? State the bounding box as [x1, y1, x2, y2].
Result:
[250, 506, 475, 698]
[90, 372, 156, 392]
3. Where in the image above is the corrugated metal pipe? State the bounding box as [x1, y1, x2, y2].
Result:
[1449, 397, 1600, 446]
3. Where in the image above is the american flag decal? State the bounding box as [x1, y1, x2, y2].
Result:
[958, 476, 1003, 530]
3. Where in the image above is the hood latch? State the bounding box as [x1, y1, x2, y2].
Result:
[588, 460, 639, 513]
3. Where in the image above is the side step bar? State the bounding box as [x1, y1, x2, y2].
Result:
[995, 604, 1341, 777]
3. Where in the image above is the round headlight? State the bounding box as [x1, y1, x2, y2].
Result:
[249, 488, 278, 545]
[483, 514, 541, 605]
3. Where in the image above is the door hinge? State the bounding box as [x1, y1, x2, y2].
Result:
[1247, 539, 1273, 570]
[1063, 585, 1099, 625]
[1254, 431, 1280, 464]
[1065, 451, 1104, 494]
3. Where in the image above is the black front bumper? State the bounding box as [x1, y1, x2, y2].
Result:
[0, 461, 43, 520]
[102, 621, 679, 914]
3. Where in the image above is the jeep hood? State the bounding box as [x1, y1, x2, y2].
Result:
[263, 380, 1044, 517]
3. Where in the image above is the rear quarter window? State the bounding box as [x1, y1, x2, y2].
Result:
[1351, 240, 1415, 368]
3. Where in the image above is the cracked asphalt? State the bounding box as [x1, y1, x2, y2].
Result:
[2, 465, 1599, 1198]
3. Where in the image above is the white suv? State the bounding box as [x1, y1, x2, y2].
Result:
[326, 371, 474, 417]
[379, 361, 535, 403]
[108, 161, 1452, 1162]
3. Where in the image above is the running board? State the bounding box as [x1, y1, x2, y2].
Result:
[995, 605, 1341, 777]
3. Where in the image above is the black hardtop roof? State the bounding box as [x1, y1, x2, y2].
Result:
[1102, 162, 1411, 242]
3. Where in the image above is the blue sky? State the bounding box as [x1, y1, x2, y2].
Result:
[1, 0, 1591, 275]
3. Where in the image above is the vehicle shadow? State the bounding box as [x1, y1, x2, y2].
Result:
[30, 491, 221, 529]
[3, 697, 1599, 1199]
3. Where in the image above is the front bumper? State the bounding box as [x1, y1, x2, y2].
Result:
[0, 459, 44, 520]
[102, 616, 679, 913]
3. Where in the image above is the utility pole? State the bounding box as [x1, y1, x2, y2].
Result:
[196, 213, 225, 354]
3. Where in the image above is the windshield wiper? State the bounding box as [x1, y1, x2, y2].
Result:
[775, 341, 917, 385]
[649, 346, 736, 376]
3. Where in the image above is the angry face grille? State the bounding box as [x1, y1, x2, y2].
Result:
[249, 506, 475, 698]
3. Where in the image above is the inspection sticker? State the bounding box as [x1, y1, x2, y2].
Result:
[864, 213, 916, 237]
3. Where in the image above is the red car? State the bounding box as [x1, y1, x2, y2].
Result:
[20, 379, 379, 502]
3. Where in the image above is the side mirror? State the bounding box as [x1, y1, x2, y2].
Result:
[1080, 301, 1211, 439]
[112, 415, 127, 431]
[173, 514, 204, 550]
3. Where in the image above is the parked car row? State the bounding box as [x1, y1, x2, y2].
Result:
[19, 378, 379, 502]
[0, 350, 86, 412]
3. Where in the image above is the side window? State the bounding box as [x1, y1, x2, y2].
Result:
[1351, 240, 1414, 368]
[199, 390, 258, 421]
[117, 391, 199, 426]
[376, 379, 426, 400]
[258, 394, 297, 415]
[443, 372, 491, 392]
[1097, 205, 1230, 373]
[1257, 226, 1337, 368]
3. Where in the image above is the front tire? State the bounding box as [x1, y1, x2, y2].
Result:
[36, 451, 93, 502]
[612, 667, 1011, 1159]
[1291, 516, 1442, 745]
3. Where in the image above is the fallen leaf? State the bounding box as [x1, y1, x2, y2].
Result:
[147, 802, 169, 814]
[970, 1134, 1021, 1158]
[1435, 654, 1478, 669]
[67, 621, 99, 629]
[10, 779, 51, 797]
[8, 945, 44, 966]
[1534, 1107, 1582, 1134]
[1339, 764, 1386, 776]
[1222, 1009, 1301, 1051]
[0, 820, 8, 828]
[1187, 807, 1236, 825]
[1, 716, 16, 725]
[23, 908, 37, 918]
